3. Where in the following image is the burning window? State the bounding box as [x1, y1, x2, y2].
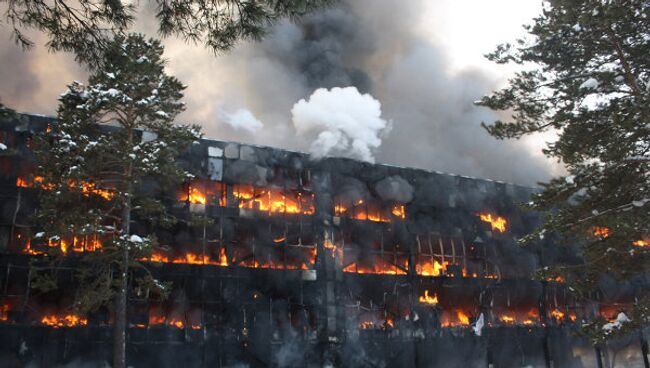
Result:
[415, 233, 463, 277]
[340, 228, 408, 275]
[178, 179, 226, 206]
[356, 310, 396, 330]
[15, 175, 114, 200]
[334, 197, 405, 222]
[478, 212, 507, 233]
[492, 288, 542, 326]
[231, 225, 316, 270]
[145, 304, 202, 330]
[142, 247, 228, 267]
[233, 184, 315, 215]
[18, 232, 103, 256]
[415, 233, 500, 279]
[39, 312, 88, 328]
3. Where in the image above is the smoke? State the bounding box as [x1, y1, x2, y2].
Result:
[374, 175, 414, 203]
[0, 0, 562, 185]
[291, 87, 389, 162]
[218, 107, 264, 133]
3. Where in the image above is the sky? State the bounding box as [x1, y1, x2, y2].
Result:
[0, 0, 563, 186]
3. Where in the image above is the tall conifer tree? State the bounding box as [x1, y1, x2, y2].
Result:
[477, 0, 650, 343]
[32, 33, 201, 367]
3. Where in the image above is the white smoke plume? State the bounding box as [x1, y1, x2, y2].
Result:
[291, 87, 389, 162]
[218, 107, 264, 133]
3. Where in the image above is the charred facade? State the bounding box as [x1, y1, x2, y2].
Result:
[0, 114, 647, 367]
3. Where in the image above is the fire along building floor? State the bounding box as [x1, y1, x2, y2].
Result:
[0, 114, 648, 367]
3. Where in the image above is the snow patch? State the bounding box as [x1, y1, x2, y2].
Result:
[579, 78, 599, 90]
[129, 235, 143, 243]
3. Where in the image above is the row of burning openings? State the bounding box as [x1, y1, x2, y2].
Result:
[15, 176, 511, 230]
[0, 301, 200, 330]
[356, 290, 633, 330]
[15, 233, 504, 279]
[0, 295, 628, 331]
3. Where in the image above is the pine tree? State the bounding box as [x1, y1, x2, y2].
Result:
[477, 1, 650, 343]
[2, 0, 332, 65]
[31, 33, 201, 368]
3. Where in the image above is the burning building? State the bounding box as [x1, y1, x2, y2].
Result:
[0, 114, 647, 367]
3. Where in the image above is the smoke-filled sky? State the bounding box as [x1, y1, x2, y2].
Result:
[0, 0, 563, 186]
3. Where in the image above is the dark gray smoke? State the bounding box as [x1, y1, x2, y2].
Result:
[201, 0, 560, 185]
[0, 0, 561, 185]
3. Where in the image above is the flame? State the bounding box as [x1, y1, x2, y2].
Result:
[148, 314, 198, 329]
[323, 240, 342, 258]
[416, 259, 448, 277]
[0, 304, 9, 322]
[142, 249, 229, 267]
[358, 315, 394, 330]
[38, 236, 103, 255]
[593, 226, 610, 238]
[142, 246, 316, 271]
[178, 180, 227, 206]
[633, 239, 649, 247]
[334, 201, 405, 222]
[479, 212, 507, 233]
[234, 246, 316, 270]
[359, 321, 374, 329]
[15, 177, 30, 188]
[343, 258, 407, 275]
[500, 315, 515, 324]
[551, 309, 565, 320]
[418, 290, 438, 305]
[187, 187, 207, 204]
[40, 314, 88, 328]
[234, 185, 315, 215]
[456, 310, 470, 325]
[546, 275, 565, 283]
[16, 176, 114, 200]
[273, 236, 286, 243]
[391, 205, 406, 219]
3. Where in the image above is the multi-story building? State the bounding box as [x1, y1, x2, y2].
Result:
[0, 114, 645, 367]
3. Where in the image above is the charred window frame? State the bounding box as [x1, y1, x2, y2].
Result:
[333, 196, 405, 223]
[230, 219, 317, 270]
[339, 226, 409, 275]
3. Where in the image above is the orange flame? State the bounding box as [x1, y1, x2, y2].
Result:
[418, 290, 438, 305]
[142, 248, 229, 267]
[479, 212, 507, 233]
[551, 309, 565, 320]
[456, 310, 470, 325]
[334, 201, 405, 222]
[391, 205, 406, 219]
[187, 187, 207, 204]
[416, 259, 448, 277]
[148, 314, 199, 329]
[17, 176, 114, 200]
[633, 239, 649, 247]
[0, 304, 9, 322]
[593, 226, 610, 239]
[40, 314, 88, 328]
[234, 185, 315, 215]
[500, 315, 515, 324]
[343, 258, 407, 275]
[323, 240, 341, 258]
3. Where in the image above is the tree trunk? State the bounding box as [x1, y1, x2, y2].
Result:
[114, 128, 134, 368]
